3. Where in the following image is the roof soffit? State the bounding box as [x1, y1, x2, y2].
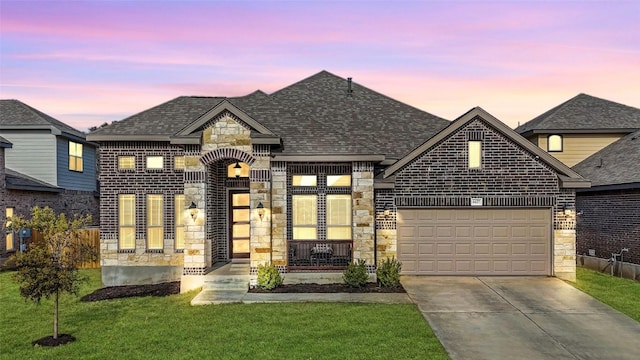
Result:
[384, 107, 589, 186]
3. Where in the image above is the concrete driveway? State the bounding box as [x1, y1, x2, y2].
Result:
[402, 276, 640, 360]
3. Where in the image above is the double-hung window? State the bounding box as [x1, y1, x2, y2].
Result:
[290, 171, 352, 241]
[119, 195, 135, 250]
[147, 195, 163, 251]
[69, 141, 83, 172]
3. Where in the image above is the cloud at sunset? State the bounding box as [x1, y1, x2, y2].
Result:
[1, 0, 638, 131]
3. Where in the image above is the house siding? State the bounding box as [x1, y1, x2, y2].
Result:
[56, 136, 97, 191]
[1, 147, 6, 255]
[377, 118, 577, 279]
[576, 189, 640, 265]
[533, 133, 626, 167]
[0, 130, 57, 186]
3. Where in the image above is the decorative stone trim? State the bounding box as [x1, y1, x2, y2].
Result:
[272, 161, 286, 174]
[184, 171, 207, 183]
[202, 111, 252, 132]
[252, 145, 270, 156]
[183, 267, 207, 276]
[250, 169, 271, 182]
[200, 148, 255, 166]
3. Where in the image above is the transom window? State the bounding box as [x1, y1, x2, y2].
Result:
[147, 195, 163, 250]
[118, 156, 135, 170]
[547, 135, 563, 152]
[69, 141, 83, 172]
[119, 195, 135, 250]
[290, 170, 352, 241]
[146, 156, 164, 169]
[468, 141, 482, 169]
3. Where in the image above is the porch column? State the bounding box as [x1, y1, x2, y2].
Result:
[270, 162, 287, 267]
[183, 181, 209, 274]
[352, 162, 375, 267]
[249, 147, 272, 272]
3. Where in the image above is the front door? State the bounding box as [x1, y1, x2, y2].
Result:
[229, 191, 250, 258]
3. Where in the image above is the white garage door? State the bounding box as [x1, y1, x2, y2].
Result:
[397, 208, 551, 275]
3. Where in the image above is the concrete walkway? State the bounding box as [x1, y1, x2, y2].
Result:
[401, 276, 640, 360]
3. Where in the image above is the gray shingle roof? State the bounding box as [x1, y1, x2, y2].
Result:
[240, 71, 449, 159]
[0, 99, 86, 139]
[515, 94, 640, 135]
[572, 130, 640, 188]
[5, 168, 61, 193]
[93, 71, 449, 160]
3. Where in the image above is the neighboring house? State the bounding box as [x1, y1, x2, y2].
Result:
[573, 130, 640, 265]
[515, 94, 640, 167]
[1, 136, 11, 253]
[87, 71, 588, 290]
[0, 100, 99, 255]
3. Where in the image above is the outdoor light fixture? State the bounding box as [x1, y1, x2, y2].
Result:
[383, 207, 391, 219]
[188, 202, 198, 221]
[234, 162, 242, 178]
[257, 202, 265, 221]
[563, 204, 575, 216]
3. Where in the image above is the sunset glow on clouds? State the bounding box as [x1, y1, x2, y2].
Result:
[1, 0, 639, 131]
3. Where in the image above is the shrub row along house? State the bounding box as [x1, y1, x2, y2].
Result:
[0, 100, 99, 255]
[87, 71, 589, 290]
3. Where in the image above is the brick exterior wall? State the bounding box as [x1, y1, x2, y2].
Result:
[375, 117, 577, 280]
[98, 142, 185, 269]
[576, 189, 640, 265]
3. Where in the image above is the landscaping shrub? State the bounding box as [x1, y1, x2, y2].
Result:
[343, 259, 369, 288]
[376, 257, 402, 287]
[256, 263, 283, 290]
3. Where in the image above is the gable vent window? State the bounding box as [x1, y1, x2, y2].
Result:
[547, 135, 563, 152]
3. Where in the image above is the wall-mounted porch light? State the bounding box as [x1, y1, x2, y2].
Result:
[562, 204, 575, 216]
[257, 202, 265, 221]
[188, 202, 199, 221]
[234, 162, 242, 178]
[383, 207, 391, 219]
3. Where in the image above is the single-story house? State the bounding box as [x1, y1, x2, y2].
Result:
[573, 130, 640, 265]
[87, 71, 589, 290]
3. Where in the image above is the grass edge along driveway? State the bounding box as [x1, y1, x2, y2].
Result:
[570, 267, 640, 322]
[0, 269, 449, 360]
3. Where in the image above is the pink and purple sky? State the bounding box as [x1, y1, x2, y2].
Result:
[1, 0, 639, 131]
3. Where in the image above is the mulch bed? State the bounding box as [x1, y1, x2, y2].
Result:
[80, 280, 405, 302]
[249, 282, 405, 293]
[80, 281, 180, 302]
[32, 334, 75, 347]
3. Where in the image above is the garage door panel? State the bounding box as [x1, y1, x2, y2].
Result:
[398, 208, 551, 276]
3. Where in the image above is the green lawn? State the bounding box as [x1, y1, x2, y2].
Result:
[0, 269, 448, 360]
[572, 267, 640, 322]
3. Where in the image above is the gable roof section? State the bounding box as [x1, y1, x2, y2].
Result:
[5, 168, 61, 193]
[384, 107, 590, 188]
[572, 130, 640, 190]
[515, 94, 640, 136]
[0, 99, 87, 139]
[236, 71, 450, 159]
[173, 99, 278, 144]
[87, 71, 449, 160]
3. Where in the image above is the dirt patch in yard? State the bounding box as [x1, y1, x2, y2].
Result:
[32, 334, 75, 347]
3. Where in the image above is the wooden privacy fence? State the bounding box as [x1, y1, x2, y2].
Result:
[30, 228, 100, 269]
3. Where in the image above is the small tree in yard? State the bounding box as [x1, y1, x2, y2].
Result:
[8, 206, 95, 346]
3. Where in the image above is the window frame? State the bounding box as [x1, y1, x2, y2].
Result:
[118, 194, 136, 251]
[118, 156, 136, 171]
[5, 207, 14, 251]
[146, 194, 164, 251]
[174, 156, 186, 171]
[289, 170, 352, 242]
[292, 194, 318, 240]
[175, 194, 185, 251]
[547, 134, 563, 152]
[68, 141, 83, 172]
[468, 140, 482, 169]
[146, 156, 164, 170]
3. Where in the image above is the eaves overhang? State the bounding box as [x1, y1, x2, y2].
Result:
[576, 182, 639, 193]
[271, 154, 385, 162]
[518, 128, 638, 138]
